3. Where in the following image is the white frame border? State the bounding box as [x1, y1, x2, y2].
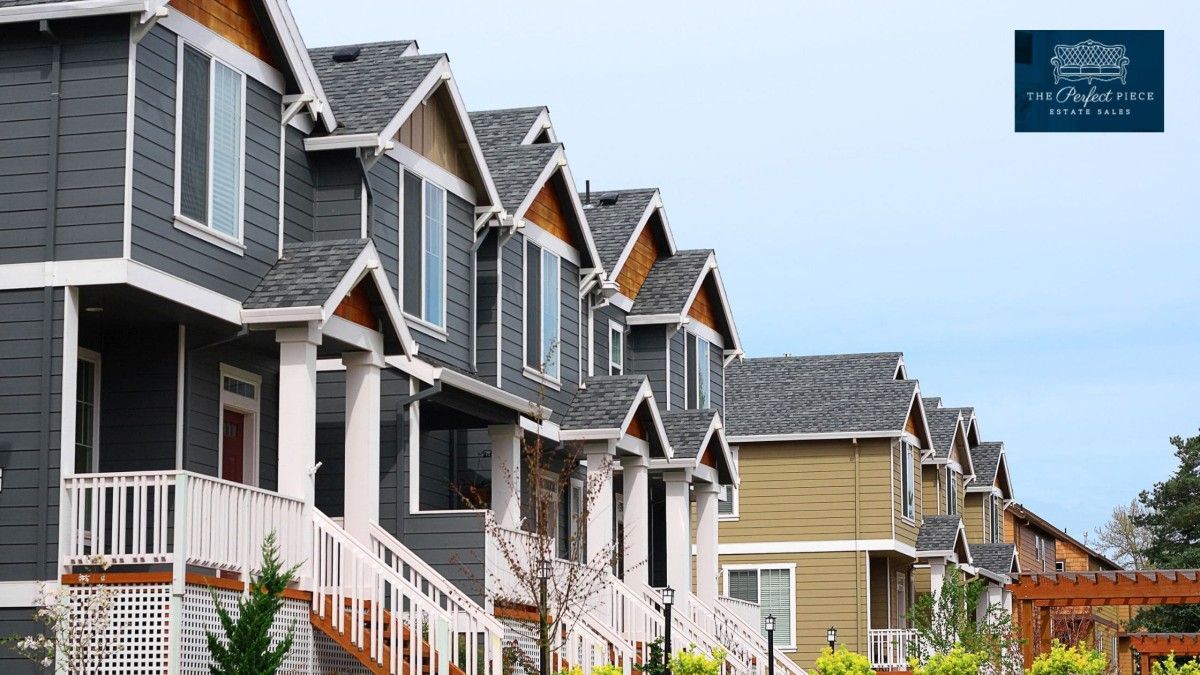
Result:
[721, 562, 798, 651]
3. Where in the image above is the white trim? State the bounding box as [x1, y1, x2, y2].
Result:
[664, 326, 672, 411]
[405, 313, 449, 341]
[407, 378, 420, 514]
[59, 288, 79, 479]
[718, 539, 918, 558]
[323, 315, 385, 353]
[684, 319, 725, 350]
[0, 0, 147, 25]
[173, 215, 245, 254]
[218, 363, 261, 487]
[518, 414, 560, 441]
[522, 366, 561, 391]
[521, 108, 554, 145]
[305, 133, 381, 151]
[0, 580, 56, 608]
[608, 292, 633, 313]
[727, 430, 902, 444]
[609, 191, 676, 280]
[520, 220, 582, 266]
[626, 312, 684, 326]
[360, 183, 368, 238]
[160, 11, 286, 93]
[257, 0, 335, 131]
[122, 18, 136, 258]
[73, 348, 103, 473]
[437, 366, 553, 421]
[607, 319, 624, 375]
[721, 563, 797, 650]
[175, 324, 186, 469]
[387, 143, 476, 203]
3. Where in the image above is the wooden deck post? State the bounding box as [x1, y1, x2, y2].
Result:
[1019, 599, 1035, 669]
[1037, 606, 1052, 656]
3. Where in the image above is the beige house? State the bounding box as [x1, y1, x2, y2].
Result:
[720, 353, 940, 671]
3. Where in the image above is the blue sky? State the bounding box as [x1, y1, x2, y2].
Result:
[290, 0, 1200, 541]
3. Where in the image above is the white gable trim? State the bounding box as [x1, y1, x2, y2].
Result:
[522, 108, 555, 144]
[0, 0, 150, 25]
[609, 190, 677, 280]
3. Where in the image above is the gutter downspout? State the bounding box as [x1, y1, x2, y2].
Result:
[40, 20, 61, 262]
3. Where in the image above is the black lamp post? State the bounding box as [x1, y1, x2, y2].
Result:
[661, 586, 675, 675]
[538, 559, 553, 675]
[827, 626, 838, 652]
[765, 614, 776, 675]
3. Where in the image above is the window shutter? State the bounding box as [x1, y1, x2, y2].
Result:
[727, 570, 758, 604]
[759, 569, 792, 646]
[525, 244, 542, 368]
[402, 172, 423, 314]
[180, 46, 210, 224]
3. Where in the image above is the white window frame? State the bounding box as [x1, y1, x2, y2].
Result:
[608, 320, 624, 375]
[218, 364, 261, 487]
[400, 175, 449, 336]
[991, 496, 1002, 542]
[722, 563, 797, 651]
[900, 441, 916, 521]
[76, 348, 102, 474]
[172, 39, 247, 255]
[522, 239, 562, 386]
[1034, 534, 1046, 561]
[694, 335, 711, 409]
[945, 467, 958, 516]
[718, 447, 740, 520]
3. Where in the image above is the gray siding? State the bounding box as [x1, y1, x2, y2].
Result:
[669, 329, 685, 410]
[475, 230, 500, 384]
[0, 18, 126, 265]
[282, 125, 314, 244]
[404, 188, 474, 371]
[592, 303, 627, 377]
[368, 157, 399, 290]
[0, 289, 62, 582]
[129, 24, 282, 302]
[628, 325, 667, 413]
[498, 233, 581, 421]
[711, 343, 724, 415]
[312, 151, 362, 240]
[0, 608, 47, 674]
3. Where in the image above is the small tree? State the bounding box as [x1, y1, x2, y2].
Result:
[206, 532, 299, 675]
[4, 556, 116, 671]
[1026, 641, 1106, 675]
[910, 646, 983, 675]
[1091, 500, 1152, 570]
[907, 565, 1021, 674]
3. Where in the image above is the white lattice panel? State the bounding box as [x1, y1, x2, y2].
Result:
[67, 581, 171, 674]
[312, 628, 372, 674]
[182, 584, 314, 674]
[500, 616, 539, 675]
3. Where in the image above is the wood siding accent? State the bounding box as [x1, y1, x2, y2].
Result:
[686, 275, 721, 332]
[170, 0, 277, 66]
[334, 283, 377, 329]
[1006, 512, 1057, 574]
[719, 439, 895, 543]
[396, 86, 475, 185]
[525, 178, 576, 248]
[626, 406, 647, 440]
[616, 220, 661, 299]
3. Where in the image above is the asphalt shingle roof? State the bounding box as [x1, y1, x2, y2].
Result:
[628, 249, 712, 317]
[972, 543, 1017, 575]
[916, 515, 963, 553]
[476, 143, 559, 213]
[578, 188, 659, 271]
[923, 398, 962, 460]
[308, 42, 438, 136]
[469, 107, 545, 149]
[725, 353, 916, 437]
[560, 376, 648, 431]
[970, 442, 1004, 487]
[660, 409, 719, 459]
[244, 239, 366, 309]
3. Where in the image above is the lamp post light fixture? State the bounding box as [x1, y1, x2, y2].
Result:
[661, 587, 675, 675]
[538, 559, 553, 675]
[765, 614, 776, 675]
[827, 626, 838, 652]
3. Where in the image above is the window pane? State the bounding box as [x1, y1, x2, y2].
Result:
[541, 249, 560, 377]
[727, 570, 758, 603]
[402, 172, 423, 314]
[610, 326, 623, 375]
[180, 46, 210, 223]
[760, 569, 792, 646]
[718, 486, 734, 515]
[210, 61, 241, 237]
[525, 244, 541, 368]
[696, 339, 710, 409]
[75, 359, 96, 472]
[423, 182, 445, 325]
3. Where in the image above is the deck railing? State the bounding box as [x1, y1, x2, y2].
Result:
[867, 628, 919, 670]
[61, 471, 306, 577]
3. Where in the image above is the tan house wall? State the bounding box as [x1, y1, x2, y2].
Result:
[964, 492, 987, 544]
[921, 465, 941, 517]
[721, 438, 896, 543]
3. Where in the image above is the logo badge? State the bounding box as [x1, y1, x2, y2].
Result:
[1015, 30, 1163, 132]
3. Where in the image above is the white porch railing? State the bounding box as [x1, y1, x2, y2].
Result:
[707, 595, 808, 675]
[635, 584, 755, 675]
[314, 511, 504, 675]
[867, 628, 919, 670]
[605, 574, 665, 667]
[61, 471, 306, 576]
[716, 595, 760, 633]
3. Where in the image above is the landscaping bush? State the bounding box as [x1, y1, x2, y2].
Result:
[1153, 655, 1200, 675]
[910, 646, 983, 675]
[814, 646, 875, 675]
[1026, 641, 1107, 675]
[592, 664, 625, 675]
[669, 646, 728, 675]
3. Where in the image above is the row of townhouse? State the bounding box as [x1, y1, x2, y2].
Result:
[0, 0, 763, 673]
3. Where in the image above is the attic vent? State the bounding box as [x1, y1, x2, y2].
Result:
[598, 192, 620, 206]
[332, 46, 362, 63]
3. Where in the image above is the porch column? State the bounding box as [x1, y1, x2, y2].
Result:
[694, 481, 720, 608]
[929, 559, 946, 601]
[276, 324, 319, 586]
[663, 471, 692, 597]
[621, 455, 650, 586]
[488, 425, 522, 530]
[585, 441, 617, 568]
[343, 350, 384, 543]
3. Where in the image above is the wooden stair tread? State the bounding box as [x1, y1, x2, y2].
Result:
[309, 597, 467, 675]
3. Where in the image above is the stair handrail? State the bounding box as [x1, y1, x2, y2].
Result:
[714, 596, 808, 675]
[368, 520, 505, 636]
[633, 583, 755, 675]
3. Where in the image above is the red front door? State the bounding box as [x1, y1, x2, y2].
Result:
[222, 409, 245, 483]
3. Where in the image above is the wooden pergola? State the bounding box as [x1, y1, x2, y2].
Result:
[1009, 570, 1200, 668]
[1123, 633, 1200, 672]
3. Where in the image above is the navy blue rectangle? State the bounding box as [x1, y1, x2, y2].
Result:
[1015, 30, 1163, 132]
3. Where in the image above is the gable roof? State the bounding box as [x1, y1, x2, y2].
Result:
[559, 375, 670, 456]
[658, 409, 737, 485]
[726, 353, 924, 441]
[580, 188, 670, 272]
[969, 442, 1004, 487]
[971, 542, 1021, 576]
[308, 42, 428, 137]
[944, 405, 979, 444]
[481, 143, 561, 216]
[469, 107, 547, 148]
[923, 398, 971, 472]
[625, 249, 743, 353]
[1007, 503, 1123, 570]
[242, 239, 416, 357]
[917, 515, 971, 563]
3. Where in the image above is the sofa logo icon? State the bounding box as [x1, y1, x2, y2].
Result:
[1051, 39, 1129, 85]
[1015, 30, 1163, 133]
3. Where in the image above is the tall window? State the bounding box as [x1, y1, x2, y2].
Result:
[727, 566, 794, 648]
[694, 337, 711, 409]
[609, 322, 624, 375]
[945, 467, 958, 515]
[75, 350, 101, 474]
[402, 172, 447, 329]
[525, 243, 561, 379]
[177, 44, 244, 241]
[718, 447, 739, 517]
[991, 495, 1002, 542]
[900, 441, 915, 520]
